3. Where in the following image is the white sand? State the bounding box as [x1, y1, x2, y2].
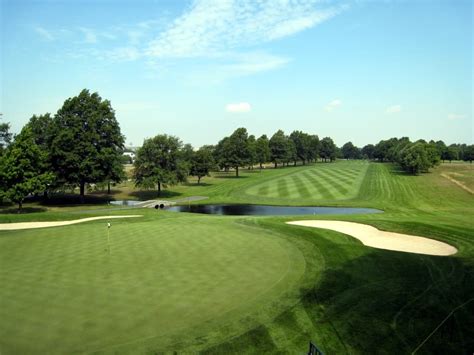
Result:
[286, 220, 457, 256]
[0, 215, 143, 231]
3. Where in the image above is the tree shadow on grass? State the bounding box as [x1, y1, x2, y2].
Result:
[89, 189, 122, 196]
[34, 194, 111, 206]
[0, 207, 47, 214]
[214, 175, 249, 179]
[183, 182, 212, 187]
[302, 251, 474, 354]
[129, 190, 182, 200]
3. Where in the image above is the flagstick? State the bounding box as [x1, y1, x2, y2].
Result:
[107, 223, 111, 255]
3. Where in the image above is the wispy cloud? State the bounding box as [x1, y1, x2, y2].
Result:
[226, 102, 252, 113]
[386, 105, 401, 114]
[34, 26, 54, 41]
[147, 0, 347, 58]
[325, 99, 342, 112]
[79, 27, 98, 43]
[32, 1, 347, 79]
[447, 113, 466, 120]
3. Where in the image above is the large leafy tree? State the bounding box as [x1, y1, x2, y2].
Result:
[289, 130, 311, 165]
[463, 145, 474, 163]
[398, 142, 431, 174]
[0, 127, 53, 211]
[307, 135, 320, 162]
[190, 146, 215, 184]
[24, 113, 56, 196]
[361, 144, 376, 160]
[341, 141, 361, 159]
[0, 115, 12, 155]
[50, 89, 125, 201]
[133, 134, 188, 195]
[320, 137, 337, 162]
[255, 134, 270, 169]
[226, 127, 250, 177]
[269, 130, 287, 168]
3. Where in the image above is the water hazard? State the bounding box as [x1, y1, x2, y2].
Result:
[166, 204, 382, 216]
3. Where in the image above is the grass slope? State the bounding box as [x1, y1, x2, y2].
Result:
[1, 161, 473, 354]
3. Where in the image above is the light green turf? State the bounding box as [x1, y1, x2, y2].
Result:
[0, 214, 308, 354]
[0, 161, 473, 354]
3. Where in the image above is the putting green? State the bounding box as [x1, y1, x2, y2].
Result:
[0, 215, 306, 353]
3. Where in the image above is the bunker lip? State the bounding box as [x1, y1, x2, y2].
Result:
[0, 215, 143, 231]
[287, 220, 458, 256]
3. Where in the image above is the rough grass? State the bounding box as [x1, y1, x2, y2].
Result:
[0, 161, 473, 354]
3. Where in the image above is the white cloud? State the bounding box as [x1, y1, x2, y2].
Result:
[147, 0, 347, 58]
[325, 99, 342, 112]
[386, 105, 402, 114]
[106, 47, 141, 61]
[34, 26, 54, 41]
[226, 102, 251, 113]
[79, 27, 98, 43]
[447, 113, 466, 120]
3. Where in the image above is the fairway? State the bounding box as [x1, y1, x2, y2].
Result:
[244, 161, 369, 201]
[1, 161, 473, 354]
[0, 214, 306, 353]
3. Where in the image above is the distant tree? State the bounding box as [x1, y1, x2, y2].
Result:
[307, 135, 320, 162]
[361, 144, 376, 160]
[341, 141, 361, 159]
[50, 89, 125, 202]
[398, 142, 431, 174]
[462, 145, 474, 163]
[289, 130, 311, 165]
[227, 127, 250, 177]
[214, 137, 232, 171]
[269, 130, 287, 168]
[442, 146, 458, 162]
[247, 135, 257, 169]
[286, 138, 297, 166]
[133, 134, 188, 195]
[0, 127, 54, 212]
[190, 146, 215, 184]
[255, 134, 271, 169]
[320, 137, 337, 162]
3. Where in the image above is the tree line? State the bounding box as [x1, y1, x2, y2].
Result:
[1, 89, 472, 210]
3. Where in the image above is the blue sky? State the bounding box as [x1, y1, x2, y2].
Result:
[1, 0, 472, 147]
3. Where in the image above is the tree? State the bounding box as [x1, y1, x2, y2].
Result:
[341, 141, 360, 160]
[50, 89, 125, 202]
[214, 137, 232, 171]
[361, 144, 376, 160]
[133, 134, 188, 195]
[0, 115, 12, 155]
[246, 135, 257, 169]
[286, 137, 297, 166]
[442, 146, 458, 162]
[290, 130, 311, 165]
[307, 135, 320, 162]
[462, 145, 474, 163]
[0, 127, 53, 212]
[269, 130, 287, 168]
[320, 137, 337, 162]
[398, 142, 431, 174]
[255, 134, 270, 169]
[25, 113, 56, 197]
[190, 146, 215, 183]
[227, 127, 250, 177]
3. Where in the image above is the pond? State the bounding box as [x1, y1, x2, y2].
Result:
[110, 200, 144, 206]
[165, 204, 383, 216]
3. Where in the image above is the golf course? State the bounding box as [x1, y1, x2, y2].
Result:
[1, 160, 473, 354]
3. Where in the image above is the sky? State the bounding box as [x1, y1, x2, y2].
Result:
[1, 0, 472, 148]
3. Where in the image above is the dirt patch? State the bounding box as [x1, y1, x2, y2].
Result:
[0, 215, 143, 231]
[287, 220, 457, 256]
[441, 173, 473, 194]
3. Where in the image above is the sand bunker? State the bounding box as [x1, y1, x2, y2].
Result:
[287, 220, 457, 256]
[0, 215, 142, 231]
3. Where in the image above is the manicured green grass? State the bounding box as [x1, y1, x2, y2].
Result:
[1, 161, 473, 354]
